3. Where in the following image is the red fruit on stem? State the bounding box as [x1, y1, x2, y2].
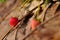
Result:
[30, 19, 40, 30]
[9, 17, 18, 27]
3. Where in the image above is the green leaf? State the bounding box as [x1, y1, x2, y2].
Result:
[0, 0, 6, 3]
[22, 0, 26, 3]
[42, 0, 50, 9]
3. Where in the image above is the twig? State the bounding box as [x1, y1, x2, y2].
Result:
[15, 28, 19, 40]
[23, 2, 60, 39]
[15, 19, 24, 40]
[1, 4, 38, 40]
[2, 19, 24, 40]
[0, 0, 30, 24]
[1, 0, 32, 39]
[0, 0, 19, 24]
[23, 11, 60, 40]
[2, 1, 43, 40]
[37, 3, 51, 22]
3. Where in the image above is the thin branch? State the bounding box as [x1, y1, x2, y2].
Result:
[2, 1, 43, 40]
[1, 4, 39, 40]
[0, 0, 30, 24]
[0, 0, 19, 24]
[23, 11, 60, 40]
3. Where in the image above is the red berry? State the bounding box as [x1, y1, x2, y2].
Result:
[9, 17, 18, 27]
[30, 19, 40, 30]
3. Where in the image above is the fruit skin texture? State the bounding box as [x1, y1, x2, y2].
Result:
[9, 17, 18, 27]
[30, 19, 40, 30]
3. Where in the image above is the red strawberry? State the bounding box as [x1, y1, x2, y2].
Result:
[9, 17, 18, 27]
[30, 19, 40, 30]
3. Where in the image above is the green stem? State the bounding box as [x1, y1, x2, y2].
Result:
[21, 0, 33, 9]
[36, 5, 40, 17]
[42, 0, 50, 9]
[34, 5, 41, 22]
